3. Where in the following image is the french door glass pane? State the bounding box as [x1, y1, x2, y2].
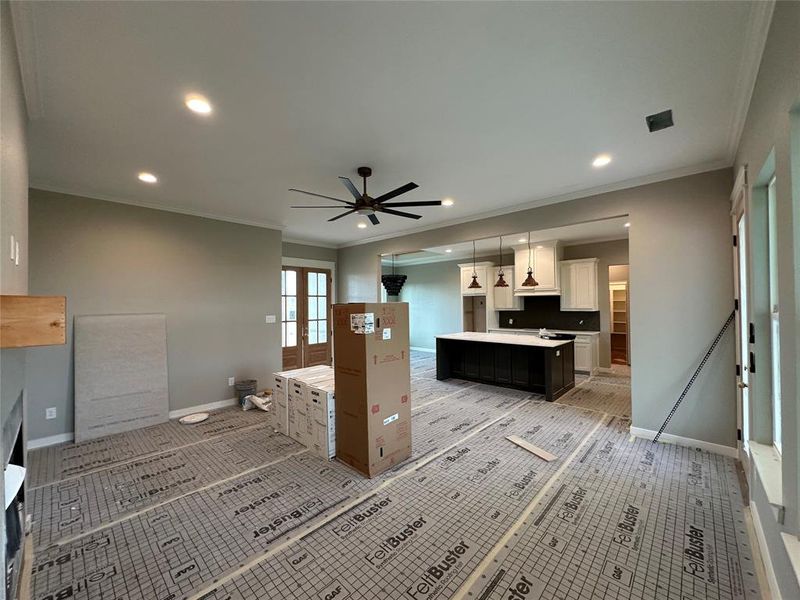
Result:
[308, 272, 317, 296]
[308, 297, 318, 320]
[318, 320, 327, 343]
[281, 323, 286, 347]
[286, 297, 297, 321]
[318, 297, 326, 319]
[318, 273, 326, 295]
[286, 270, 296, 296]
[286, 322, 297, 347]
[281, 271, 286, 295]
[308, 320, 318, 345]
[281, 297, 286, 321]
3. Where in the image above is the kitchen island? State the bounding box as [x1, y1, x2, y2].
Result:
[436, 332, 575, 401]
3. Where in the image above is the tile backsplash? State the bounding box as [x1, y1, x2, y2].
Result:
[498, 296, 600, 331]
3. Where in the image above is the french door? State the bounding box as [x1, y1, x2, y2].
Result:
[731, 169, 750, 465]
[281, 267, 332, 369]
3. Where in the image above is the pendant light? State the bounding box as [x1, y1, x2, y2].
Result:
[494, 236, 508, 287]
[381, 254, 407, 296]
[521, 232, 539, 287]
[467, 240, 482, 289]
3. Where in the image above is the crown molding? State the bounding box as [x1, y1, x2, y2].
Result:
[29, 183, 286, 231]
[9, 0, 44, 119]
[280, 236, 338, 249]
[724, 0, 775, 164]
[337, 159, 729, 249]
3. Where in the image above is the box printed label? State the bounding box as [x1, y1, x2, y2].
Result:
[383, 413, 399, 426]
[350, 313, 375, 334]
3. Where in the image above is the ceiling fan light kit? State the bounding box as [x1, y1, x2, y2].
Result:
[289, 166, 443, 226]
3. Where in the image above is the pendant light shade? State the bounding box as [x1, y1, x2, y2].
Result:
[521, 232, 539, 287]
[467, 240, 482, 289]
[381, 254, 408, 296]
[494, 236, 508, 287]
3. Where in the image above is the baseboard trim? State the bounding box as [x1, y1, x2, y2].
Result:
[169, 398, 238, 419]
[751, 500, 782, 599]
[410, 346, 435, 354]
[27, 432, 74, 450]
[27, 399, 241, 450]
[629, 426, 739, 458]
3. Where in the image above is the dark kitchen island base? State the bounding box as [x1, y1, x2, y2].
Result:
[436, 334, 575, 401]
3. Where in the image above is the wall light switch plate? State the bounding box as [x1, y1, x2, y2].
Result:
[265, 315, 276, 324]
[228, 377, 235, 386]
[46, 407, 57, 420]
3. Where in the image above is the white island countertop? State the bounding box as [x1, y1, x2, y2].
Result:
[487, 328, 600, 336]
[436, 332, 572, 348]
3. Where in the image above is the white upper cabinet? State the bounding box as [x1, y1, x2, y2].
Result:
[512, 241, 562, 296]
[492, 266, 523, 310]
[458, 262, 494, 296]
[560, 258, 599, 311]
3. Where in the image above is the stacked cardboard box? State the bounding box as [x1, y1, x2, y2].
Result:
[270, 365, 336, 460]
[270, 365, 330, 436]
[333, 302, 411, 478]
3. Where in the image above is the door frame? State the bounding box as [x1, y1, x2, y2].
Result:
[731, 166, 751, 470]
[281, 257, 336, 369]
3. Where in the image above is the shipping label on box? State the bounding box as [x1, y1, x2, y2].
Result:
[350, 312, 374, 334]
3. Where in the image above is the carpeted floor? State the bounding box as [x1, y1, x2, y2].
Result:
[27, 351, 758, 600]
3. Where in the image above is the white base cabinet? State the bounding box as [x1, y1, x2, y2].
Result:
[573, 333, 599, 373]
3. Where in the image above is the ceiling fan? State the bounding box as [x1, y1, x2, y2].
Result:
[289, 166, 441, 225]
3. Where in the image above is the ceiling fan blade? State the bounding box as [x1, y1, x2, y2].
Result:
[338, 177, 362, 200]
[380, 200, 442, 207]
[375, 206, 422, 220]
[368, 213, 380, 225]
[288, 189, 354, 205]
[290, 205, 349, 209]
[328, 209, 357, 222]
[373, 182, 419, 204]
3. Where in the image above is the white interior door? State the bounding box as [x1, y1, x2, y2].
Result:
[734, 208, 751, 459]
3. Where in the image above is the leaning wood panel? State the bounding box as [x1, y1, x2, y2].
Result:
[0, 295, 66, 348]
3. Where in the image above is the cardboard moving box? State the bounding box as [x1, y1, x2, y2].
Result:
[333, 302, 411, 477]
[271, 365, 330, 435]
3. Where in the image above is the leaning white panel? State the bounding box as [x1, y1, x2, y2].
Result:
[74, 313, 169, 442]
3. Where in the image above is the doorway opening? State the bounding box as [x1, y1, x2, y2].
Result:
[281, 266, 333, 369]
[608, 264, 630, 366]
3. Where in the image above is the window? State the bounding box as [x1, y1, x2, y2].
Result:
[767, 176, 781, 454]
[281, 269, 298, 348]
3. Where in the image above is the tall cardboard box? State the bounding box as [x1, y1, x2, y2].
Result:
[333, 302, 411, 477]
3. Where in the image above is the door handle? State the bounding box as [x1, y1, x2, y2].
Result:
[737, 381, 748, 389]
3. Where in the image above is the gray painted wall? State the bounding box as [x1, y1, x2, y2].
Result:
[339, 169, 736, 449]
[391, 259, 465, 350]
[282, 241, 337, 263]
[26, 190, 283, 441]
[732, 1, 800, 596]
[562, 239, 629, 368]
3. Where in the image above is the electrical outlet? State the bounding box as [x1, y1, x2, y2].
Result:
[265, 315, 276, 324]
[46, 407, 57, 420]
[228, 377, 235, 386]
[508, 318, 514, 325]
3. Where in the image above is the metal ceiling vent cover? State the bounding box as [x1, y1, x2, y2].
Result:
[381, 254, 407, 297]
[645, 109, 674, 132]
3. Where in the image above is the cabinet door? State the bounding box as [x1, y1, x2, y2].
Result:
[533, 245, 557, 291]
[461, 266, 489, 295]
[574, 341, 591, 372]
[573, 261, 596, 309]
[559, 263, 574, 310]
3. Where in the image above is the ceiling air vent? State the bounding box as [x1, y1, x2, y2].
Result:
[645, 109, 674, 132]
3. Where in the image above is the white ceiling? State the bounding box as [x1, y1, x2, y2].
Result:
[382, 216, 629, 265]
[16, 1, 764, 246]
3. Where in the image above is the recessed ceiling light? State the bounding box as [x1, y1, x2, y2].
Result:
[184, 93, 212, 115]
[518, 238, 526, 243]
[442, 198, 454, 207]
[445, 248, 452, 253]
[592, 154, 612, 168]
[624, 222, 631, 228]
[137, 172, 158, 184]
[357, 222, 367, 229]
[536, 245, 544, 249]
